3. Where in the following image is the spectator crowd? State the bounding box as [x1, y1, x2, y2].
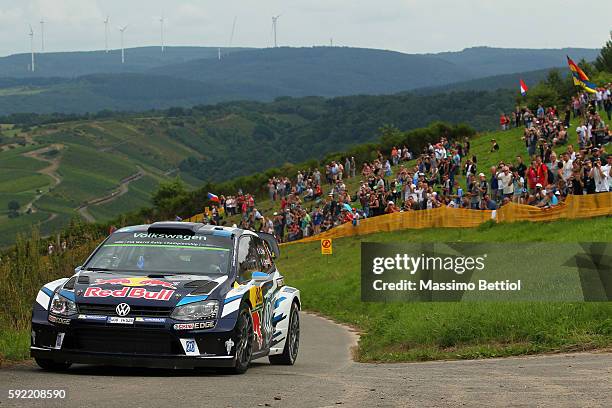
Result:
[201, 86, 611, 243]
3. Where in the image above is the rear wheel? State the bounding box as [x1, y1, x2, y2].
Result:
[35, 358, 72, 371]
[269, 301, 300, 365]
[230, 304, 253, 374]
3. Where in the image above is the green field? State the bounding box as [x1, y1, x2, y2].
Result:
[277, 217, 612, 362]
[86, 175, 158, 221]
[0, 118, 208, 246]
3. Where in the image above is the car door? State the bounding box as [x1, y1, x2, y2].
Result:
[253, 237, 276, 351]
[236, 235, 273, 352]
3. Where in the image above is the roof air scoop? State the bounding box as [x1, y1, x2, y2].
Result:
[147, 221, 203, 236]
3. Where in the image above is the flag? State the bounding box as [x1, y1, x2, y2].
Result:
[567, 56, 597, 93]
[519, 79, 528, 96]
[207, 192, 220, 203]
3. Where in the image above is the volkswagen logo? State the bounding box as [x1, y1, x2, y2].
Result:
[115, 303, 130, 317]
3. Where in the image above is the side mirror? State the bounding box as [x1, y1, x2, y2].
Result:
[251, 271, 268, 281]
[74, 266, 83, 274]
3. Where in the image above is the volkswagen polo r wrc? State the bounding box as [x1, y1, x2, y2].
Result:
[31, 222, 300, 374]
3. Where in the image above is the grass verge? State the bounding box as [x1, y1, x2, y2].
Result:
[276, 217, 612, 362]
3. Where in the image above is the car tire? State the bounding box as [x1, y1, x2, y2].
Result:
[269, 301, 299, 365]
[230, 304, 254, 374]
[35, 358, 72, 371]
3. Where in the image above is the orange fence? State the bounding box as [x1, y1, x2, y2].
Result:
[183, 193, 612, 245]
[285, 192, 612, 245]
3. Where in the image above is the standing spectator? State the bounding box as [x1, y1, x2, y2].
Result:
[497, 166, 514, 200]
[590, 157, 610, 193]
[515, 156, 527, 178]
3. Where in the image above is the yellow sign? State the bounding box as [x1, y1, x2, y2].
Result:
[320, 238, 333, 255]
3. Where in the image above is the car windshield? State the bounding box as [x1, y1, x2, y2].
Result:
[84, 231, 232, 276]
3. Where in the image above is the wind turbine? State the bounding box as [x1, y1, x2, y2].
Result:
[271, 15, 280, 48]
[40, 19, 45, 52]
[118, 25, 128, 63]
[28, 25, 35, 71]
[159, 15, 165, 53]
[229, 16, 237, 48]
[103, 16, 109, 53]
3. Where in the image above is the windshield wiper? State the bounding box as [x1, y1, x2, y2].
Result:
[82, 267, 115, 272]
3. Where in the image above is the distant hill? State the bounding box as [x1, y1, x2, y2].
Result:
[0, 46, 252, 78]
[0, 46, 598, 115]
[150, 47, 474, 97]
[431, 46, 599, 78]
[414, 67, 562, 95]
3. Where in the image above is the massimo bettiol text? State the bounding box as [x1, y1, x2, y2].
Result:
[360, 242, 611, 302]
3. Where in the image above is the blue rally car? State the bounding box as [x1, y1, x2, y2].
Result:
[31, 222, 301, 374]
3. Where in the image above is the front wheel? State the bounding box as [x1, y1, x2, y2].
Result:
[35, 358, 72, 371]
[230, 305, 253, 374]
[269, 301, 300, 365]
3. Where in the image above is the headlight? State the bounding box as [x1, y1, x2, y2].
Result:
[49, 293, 77, 316]
[171, 300, 219, 321]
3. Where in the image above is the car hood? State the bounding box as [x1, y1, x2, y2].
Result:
[71, 271, 229, 307]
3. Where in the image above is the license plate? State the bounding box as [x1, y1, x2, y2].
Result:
[107, 317, 134, 324]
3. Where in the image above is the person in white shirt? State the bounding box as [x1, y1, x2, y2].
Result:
[603, 155, 612, 191]
[561, 152, 574, 182]
[590, 158, 610, 193]
[497, 166, 514, 198]
[576, 123, 587, 148]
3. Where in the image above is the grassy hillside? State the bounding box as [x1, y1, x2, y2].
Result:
[276, 218, 612, 362]
[0, 89, 515, 246]
[217, 108, 594, 229]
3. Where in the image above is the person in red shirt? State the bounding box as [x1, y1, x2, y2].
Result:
[535, 156, 548, 187]
[499, 114, 508, 130]
[526, 161, 538, 193]
[341, 208, 354, 224]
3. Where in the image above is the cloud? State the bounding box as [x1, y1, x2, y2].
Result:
[0, 0, 609, 56]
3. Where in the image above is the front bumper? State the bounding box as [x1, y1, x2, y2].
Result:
[31, 314, 238, 369]
[30, 347, 235, 369]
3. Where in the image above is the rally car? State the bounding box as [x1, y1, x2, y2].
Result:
[31, 222, 300, 374]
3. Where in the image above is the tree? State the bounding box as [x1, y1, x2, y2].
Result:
[8, 200, 20, 217]
[577, 59, 595, 78]
[594, 33, 612, 73]
[151, 179, 189, 217]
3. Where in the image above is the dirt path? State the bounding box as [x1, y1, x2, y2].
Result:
[76, 168, 146, 223]
[21, 144, 64, 216]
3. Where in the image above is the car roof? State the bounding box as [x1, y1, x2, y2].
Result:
[114, 222, 255, 238]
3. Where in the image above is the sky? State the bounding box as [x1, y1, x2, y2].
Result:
[0, 0, 610, 57]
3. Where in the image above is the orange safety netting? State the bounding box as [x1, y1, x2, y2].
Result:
[286, 192, 612, 245]
[183, 193, 612, 245]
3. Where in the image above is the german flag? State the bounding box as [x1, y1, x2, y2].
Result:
[567, 56, 597, 93]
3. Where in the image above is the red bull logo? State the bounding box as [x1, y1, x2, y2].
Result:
[84, 287, 174, 301]
[94, 277, 176, 289]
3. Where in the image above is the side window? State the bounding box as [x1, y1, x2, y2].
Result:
[237, 236, 261, 284]
[256, 239, 274, 274]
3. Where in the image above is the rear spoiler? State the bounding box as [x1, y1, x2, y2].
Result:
[257, 232, 280, 258]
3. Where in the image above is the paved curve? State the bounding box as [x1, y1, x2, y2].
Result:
[0, 313, 610, 407]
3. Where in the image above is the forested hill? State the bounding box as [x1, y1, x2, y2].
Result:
[0, 46, 253, 78]
[0, 88, 513, 245]
[0, 46, 598, 115]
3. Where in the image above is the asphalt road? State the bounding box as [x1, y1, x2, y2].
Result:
[1, 313, 610, 408]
